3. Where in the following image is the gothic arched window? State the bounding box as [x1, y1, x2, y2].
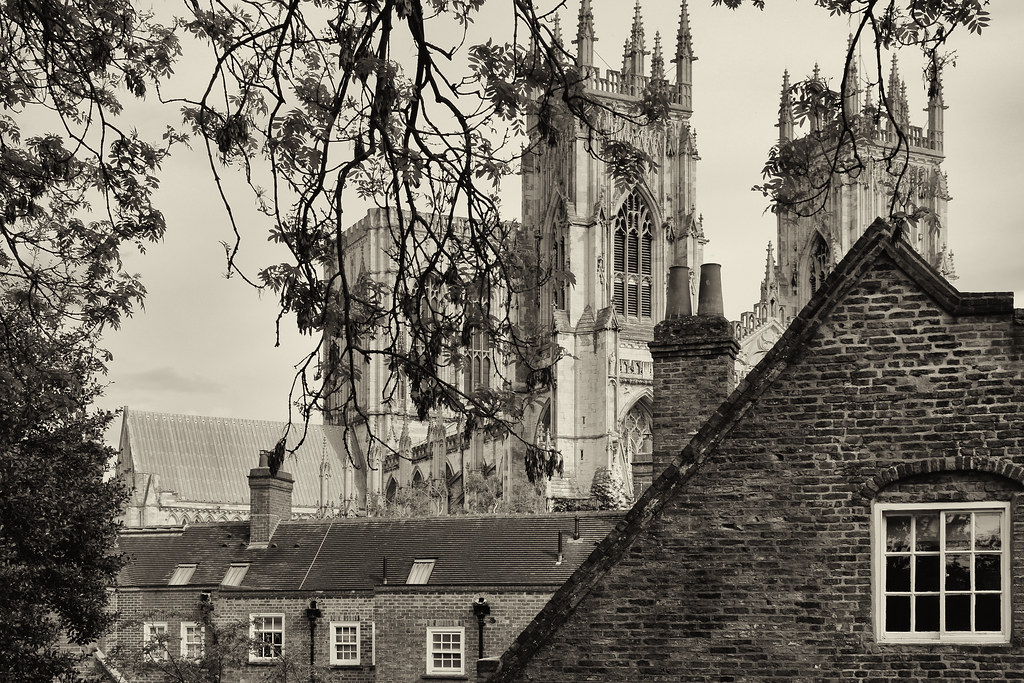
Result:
[617, 400, 652, 498]
[613, 190, 654, 320]
[809, 233, 831, 295]
[463, 327, 491, 393]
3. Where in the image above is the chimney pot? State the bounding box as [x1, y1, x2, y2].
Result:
[665, 266, 692, 318]
[697, 263, 724, 317]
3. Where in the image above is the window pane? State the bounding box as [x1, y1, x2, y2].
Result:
[914, 555, 940, 592]
[975, 594, 1001, 631]
[975, 513, 1002, 550]
[975, 554, 1001, 591]
[945, 513, 971, 551]
[945, 554, 971, 591]
[915, 595, 940, 632]
[886, 516, 911, 552]
[885, 556, 910, 592]
[886, 596, 910, 632]
[915, 514, 939, 552]
[946, 595, 971, 631]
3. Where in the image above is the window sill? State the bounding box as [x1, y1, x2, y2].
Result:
[421, 675, 468, 681]
[878, 635, 1010, 646]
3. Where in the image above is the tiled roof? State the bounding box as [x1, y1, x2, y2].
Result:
[120, 409, 347, 508]
[115, 513, 621, 591]
[489, 219, 1018, 680]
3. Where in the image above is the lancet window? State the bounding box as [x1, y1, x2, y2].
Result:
[808, 233, 832, 295]
[613, 190, 653, 320]
[618, 400, 652, 497]
[463, 327, 491, 393]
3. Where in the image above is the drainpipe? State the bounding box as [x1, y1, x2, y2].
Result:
[472, 598, 491, 662]
[305, 598, 322, 679]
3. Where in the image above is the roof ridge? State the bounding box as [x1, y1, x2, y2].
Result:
[127, 408, 330, 429]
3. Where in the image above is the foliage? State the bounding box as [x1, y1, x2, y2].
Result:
[589, 467, 632, 511]
[464, 471, 546, 515]
[103, 612, 314, 683]
[370, 478, 449, 518]
[175, 0, 665, 463]
[0, 293, 126, 682]
[0, 0, 181, 331]
[717, 0, 991, 218]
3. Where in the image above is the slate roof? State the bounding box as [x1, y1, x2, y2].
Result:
[489, 219, 1019, 680]
[115, 512, 621, 591]
[119, 409, 347, 508]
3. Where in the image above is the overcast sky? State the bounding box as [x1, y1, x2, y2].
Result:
[96, 0, 1024, 434]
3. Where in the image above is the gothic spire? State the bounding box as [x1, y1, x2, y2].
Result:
[760, 242, 778, 304]
[627, 0, 646, 76]
[887, 54, 909, 126]
[552, 13, 563, 49]
[778, 69, 794, 142]
[927, 60, 945, 150]
[575, 0, 595, 67]
[842, 34, 861, 119]
[673, 0, 695, 86]
[651, 31, 665, 81]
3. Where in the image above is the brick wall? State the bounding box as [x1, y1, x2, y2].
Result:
[504, 253, 1024, 680]
[649, 313, 738, 476]
[375, 587, 553, 682]
[99, 584, 554, 683]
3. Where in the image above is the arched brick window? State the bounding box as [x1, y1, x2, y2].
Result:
[613, 190, 653, 320]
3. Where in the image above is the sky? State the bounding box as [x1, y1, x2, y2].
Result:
[96, 0, 1024, 436]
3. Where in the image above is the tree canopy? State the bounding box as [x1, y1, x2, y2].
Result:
[0, 1, 999, 677]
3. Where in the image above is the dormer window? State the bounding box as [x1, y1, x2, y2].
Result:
[221, 562, 249, 587]
[406, 559, 436, 585]
[168, 563, 197, 585]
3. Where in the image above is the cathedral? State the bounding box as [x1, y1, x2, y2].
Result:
[326, 1, 955, 514]
[735, 51, 955, 373]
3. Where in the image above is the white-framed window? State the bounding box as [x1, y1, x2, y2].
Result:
[874, 501, 1010, 643]
[180, 621, 205, 659]
[143, 622, 169, 661]
[249, 614, 285, 661]
[329, 622, 360, 666]
[426, 626, 464, 675]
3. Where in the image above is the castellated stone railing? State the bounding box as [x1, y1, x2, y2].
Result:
[586, 68, 692, 110]
[871, 122, 942, 154]
[733, 301, 786, 342]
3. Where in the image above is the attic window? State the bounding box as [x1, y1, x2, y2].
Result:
[406, 559, 436, 585]
[168, 563, 197, 585]
[221, 563, 249, 587]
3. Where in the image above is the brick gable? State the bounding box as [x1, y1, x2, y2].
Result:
[491, 220, 1024, 681]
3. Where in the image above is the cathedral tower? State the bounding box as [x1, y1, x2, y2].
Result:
[736, 55, 955, 374]
[521, 0, 705, 500]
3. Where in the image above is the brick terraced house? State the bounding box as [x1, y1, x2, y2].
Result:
[89, 459, 620, 682]
[486, 219, 1024, 681]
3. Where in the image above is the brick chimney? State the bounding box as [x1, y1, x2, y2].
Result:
[248, 452, 293, 548]
[649, 263, 738, 477]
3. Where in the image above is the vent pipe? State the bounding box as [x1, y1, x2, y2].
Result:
[556, 531, 564, 565]
[697, 263, 724, 317]
[573, 515, 580, 540]
[382, 556, 388, 585]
